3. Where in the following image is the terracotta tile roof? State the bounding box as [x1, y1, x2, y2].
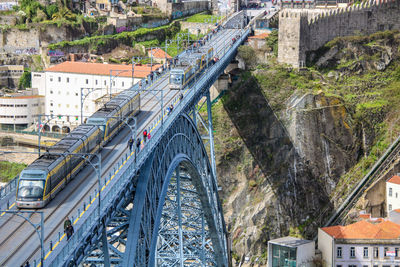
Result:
[359, 214, 371, 219]
[387, 175, 400, 185]
[248, 32, 269, 39]
[45, 62, 162, 78]
[148, 48, 172, 59]
[321, 220, 400, 239]
[394, 209, 400, 213]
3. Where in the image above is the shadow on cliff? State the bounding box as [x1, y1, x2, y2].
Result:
[219, 72, 332, 235]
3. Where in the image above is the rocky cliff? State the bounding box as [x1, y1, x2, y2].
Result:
[215, 30, 400, 265]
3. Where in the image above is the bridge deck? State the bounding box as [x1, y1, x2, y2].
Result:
[0, 25, 244, 267]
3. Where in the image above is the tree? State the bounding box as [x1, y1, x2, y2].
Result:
[19, 71, 31, 89]
[45, 4, 59, 19]
[238, 45, 257, 70]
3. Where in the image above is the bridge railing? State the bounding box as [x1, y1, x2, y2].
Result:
[0, 175, 18, 201]
[45, 24, 250, 267]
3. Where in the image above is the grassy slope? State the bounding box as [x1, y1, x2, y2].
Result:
[0, 161, 26, 182]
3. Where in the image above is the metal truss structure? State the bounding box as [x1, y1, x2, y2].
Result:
[44, 13, 249, 267]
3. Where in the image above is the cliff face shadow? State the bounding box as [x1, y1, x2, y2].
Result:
[219, 73, 332, 235]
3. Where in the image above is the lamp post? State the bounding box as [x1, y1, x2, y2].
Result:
[80, 87, 107, 124]
[109, 69, 133, 99]
[0, 210, 44, 266]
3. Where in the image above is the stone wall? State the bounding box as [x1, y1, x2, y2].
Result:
[167, 1, 209, 19]
[180, 21, 214, 35]
[278, 0, 400, 68]
[0, 24, 78, 53]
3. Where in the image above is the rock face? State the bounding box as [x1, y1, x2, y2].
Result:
[214, 74, 367, 265]
[283, 93, 359, 195]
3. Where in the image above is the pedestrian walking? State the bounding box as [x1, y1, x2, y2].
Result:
[25, 262, 30, 267]
[64, 216, 71, 232]
[136, 138, 141, 153]
[170, 104, 174, 112]
[66, 224, 74, 240]
[128, 137, 133, 152]
[148, 132, 151, 140]
[179, 93, 183, 102]
[143, 129, 148, 142]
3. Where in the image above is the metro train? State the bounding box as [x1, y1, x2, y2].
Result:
[16, 89, 140, 208]
[169, 47, 214, 90]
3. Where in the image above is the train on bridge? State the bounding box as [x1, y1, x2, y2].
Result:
[15, 89, 140, 208]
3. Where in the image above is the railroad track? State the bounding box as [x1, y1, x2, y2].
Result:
[0, 81, 178, 266]
[323, 134, 400, 228]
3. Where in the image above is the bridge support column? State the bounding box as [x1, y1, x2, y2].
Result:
[206, 91, 218, 185]
[101, 224, 111, 267]
[176, 166, 184, 267]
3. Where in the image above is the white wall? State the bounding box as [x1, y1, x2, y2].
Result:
[0, 96, 44, 126]
[32, 71, 138, 128]
[387, 181, 400, 214]
[297, 241, 315, 267]
[31, 72, 46, 96]
[318, 229, 333, 267]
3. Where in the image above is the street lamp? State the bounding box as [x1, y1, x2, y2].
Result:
[80, 87, 107, 124]
[0, 210, 44, 267]
[109, 69, 133, 99]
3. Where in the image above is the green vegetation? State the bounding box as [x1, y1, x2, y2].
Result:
[0, 161, 26, 182]
[19, 71, 31, 89]
[48, 22, 180, 53]
[185, 12, 221, 23]
[265, 30, 278, 56]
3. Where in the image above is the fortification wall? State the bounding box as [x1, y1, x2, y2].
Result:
[278, 0, 400, 67]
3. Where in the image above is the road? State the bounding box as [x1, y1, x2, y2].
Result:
[0, 27, 242, 267]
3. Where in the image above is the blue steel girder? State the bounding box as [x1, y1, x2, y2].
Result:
[123, 113, 228, 266]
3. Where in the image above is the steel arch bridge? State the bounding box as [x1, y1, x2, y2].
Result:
[30, 11, 249, 267]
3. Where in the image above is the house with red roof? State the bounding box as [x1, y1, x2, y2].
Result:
[318, 220, 400, 266]
[31, 61, 161, 131]
[248, 32, 269, 50]
[387, 175, 400, 215]
[147, 48, 172, 64]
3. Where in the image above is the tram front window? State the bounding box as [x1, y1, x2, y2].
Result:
[18, 180, 45, 198]
[170, 74, 183, 86]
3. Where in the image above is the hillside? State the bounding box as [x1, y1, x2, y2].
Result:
[213, 30, 400, 265]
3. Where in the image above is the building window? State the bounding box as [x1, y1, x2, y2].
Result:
[337, 247, 342, 258]
[350, 247, 355, 258]
[337, 265, 342, 267]
[396, 247, 399, 257]
[66, 104, 70, 108]
[348, 265, 357, 267]
[66, 92, 69, 95]
[397, 192, 398, 198]
[95, 80, 98, 85]
[99, 3, 104, 9]
[389, 204, 393, 211]
[67, 77, 69, 83]
[75, 93, 78, 96]
[58, 91, 61, 95]
[384, 247, 389, 257]
[374, 247, 379, 258]
[75, 105, 78, 109]
[86, 79, 89, 84]
[58, 104, 61, 107]
[50, 103, 53, 106]
[104, 80, 106, 86]
[122, 81, 124, 87]
[58, 77, 61, 82]
[363, 247, 369, 258]
[113, 81, 115, 86]
[389, 188, 393, 197]
[50, 90, 53, 94]
[50, 76, 53, 82]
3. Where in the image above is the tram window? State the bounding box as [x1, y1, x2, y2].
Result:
[17, 180, 45, 198]
[170, 74, 183, 85]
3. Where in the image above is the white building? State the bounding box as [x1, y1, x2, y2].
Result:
[386, 175, 400, 215]
[0, 90, 44, 130]
[318, 220, 400, 267]
[31, 61, 160, 132]
[267, 236, 315, 267]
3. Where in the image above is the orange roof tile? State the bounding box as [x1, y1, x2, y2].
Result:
[394, 209, 400, 213]
[388, 175, 400, 185]
[45, 62, 162, 78]
[148, 48, 172, 59]
[359, 214, 371, 219]
[321, 220, 400, 239]
[248, 32, 269, 39]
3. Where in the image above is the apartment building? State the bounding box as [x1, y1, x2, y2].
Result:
[0, 65, 24, 89]
[31, 61, 160, 132]
[0, 90, 44, 130]
[318, 220, 400, 267]
[387, 175, 400, 214]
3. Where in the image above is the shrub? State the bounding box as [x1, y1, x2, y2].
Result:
[19, 71, 31, 89]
